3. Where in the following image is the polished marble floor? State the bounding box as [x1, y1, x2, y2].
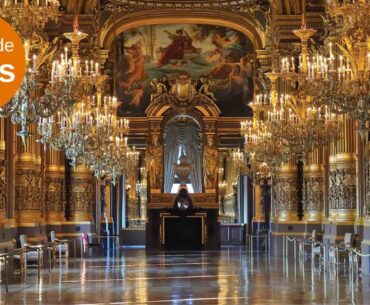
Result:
[1, 247, 369, 305]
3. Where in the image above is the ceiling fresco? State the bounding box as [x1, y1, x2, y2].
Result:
[115, 24, 254, 117]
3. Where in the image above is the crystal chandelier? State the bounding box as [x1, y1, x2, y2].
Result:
[37, 17, 103, 149]
[0, 51, 40, 143]
[0, 1, 61, 143]
[273, 18, 343, 158]
[81, 93, 134, 184]
[46, 14, 98, 112]
[0, 0, 60, 39]
[319, 0, 370, 137]
[239, 91, 289, 181]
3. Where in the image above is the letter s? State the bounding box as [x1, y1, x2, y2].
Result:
[0, 64, 15, 83]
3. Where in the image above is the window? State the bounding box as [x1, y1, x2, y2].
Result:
[170, 145, 194, 193]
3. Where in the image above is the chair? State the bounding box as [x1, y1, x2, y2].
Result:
[14, 235, 44, 275]
[50, 231, 69, 261]
[328, 233, 354, 266]
[309, 230, 323, 261]
[81, 233, 102, 256]
[0, 253, 8, 292]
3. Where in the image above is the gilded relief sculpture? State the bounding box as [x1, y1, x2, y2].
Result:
[203, 135, 219, 190]
[147, 134, 163, 190]
[273, 165, 299, 221]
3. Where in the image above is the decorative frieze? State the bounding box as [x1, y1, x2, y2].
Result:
[274, 164, 298, 221]
[303, 163, 324, 222]
[328, 153, 357, 221]
[329, 168, 356, 210]
[15, 168, 42, 211]
[45, 175, 65, 221]
[68, 166, 95, 222]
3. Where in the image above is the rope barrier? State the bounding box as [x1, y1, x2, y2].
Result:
[285, 237, 297, 242]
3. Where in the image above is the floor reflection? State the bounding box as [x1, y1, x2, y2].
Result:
[1, 247, 369, 304]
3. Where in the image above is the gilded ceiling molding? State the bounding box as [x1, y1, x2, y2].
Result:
[271, 0, 304, 15]
[99, 10, 266, 51]
[103, 0, 269, 13]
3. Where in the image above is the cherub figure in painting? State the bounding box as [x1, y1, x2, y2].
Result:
[120, 41, 146, 90]
[150, 78, 168, 102]
[199, 77, 216, 101]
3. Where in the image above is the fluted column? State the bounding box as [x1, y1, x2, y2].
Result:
[328, 115, 357, 222]
[14, 124, 42, 225]
[303, 148, 324, 222]
[67, 165, 95, 222]
[274, 163, 299, 222]
[45, 150, 66, 223]
[0, 118, 6, 223]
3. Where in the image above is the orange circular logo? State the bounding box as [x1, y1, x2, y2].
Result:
[0, 17, 26, 107]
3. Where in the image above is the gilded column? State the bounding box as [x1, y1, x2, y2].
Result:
[68, 165, 95, 222]
[274, 162, 299, 222]
[328, 115, 357, 222]
[0, 118, 6, 223]
[14, 124, 43, 225]
[303, 148, 324, 222]
[45, 150, 66, 223]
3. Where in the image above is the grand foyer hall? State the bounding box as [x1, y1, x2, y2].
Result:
[0, 0, 369, 304]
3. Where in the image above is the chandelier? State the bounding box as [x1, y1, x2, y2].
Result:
[0, 50, 41, 143]
[0, 0, 60, 39]
[39, 76, 137, 184]
[37, 16, 102, 148]
[0, 0, 61, 143]
[46, 14, 98, 113]
[81, 92, 136, 185]
[273, 19, 342, 159]
[319, 0, 369, 137]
